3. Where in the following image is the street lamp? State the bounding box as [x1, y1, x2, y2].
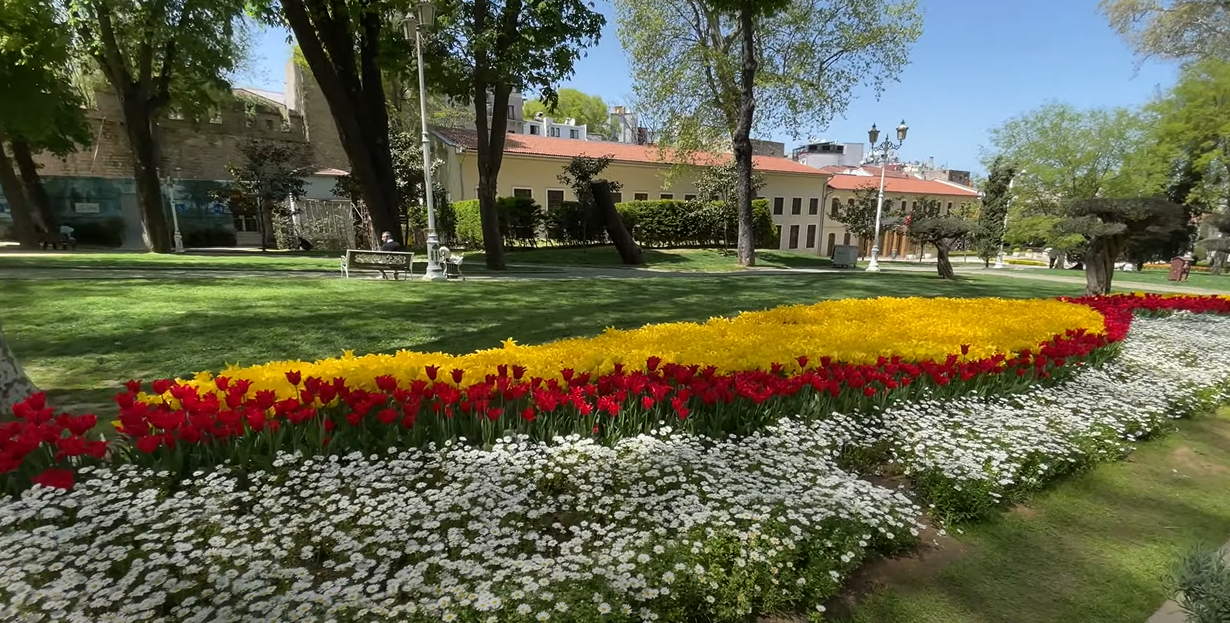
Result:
[403, 1, 445, 281]
[168, 166, 184, 253]
[865, 120, 908, 272]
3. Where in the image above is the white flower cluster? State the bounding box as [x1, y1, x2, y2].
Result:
[0, 426, 921, 622]
[3, 314, 1228, 622]
[860, 314, 1230, 519]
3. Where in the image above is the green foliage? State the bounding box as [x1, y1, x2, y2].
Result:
[558, 154, 623, 211]
[0, 0, 91, 155]
[182, 225, 238, 248]
[1101, 0, 1230, 62]
[973, 157, 1017, 264]
[986, 102, 1164, 213]
[906, 196, 975, 278]
[63, 218, 125, 247]
[453, 196, 544, 248]
[524, 88, 615, 134]
[225, 139, 308, 213]
[1150, 59, 1230, 212]
[618, 199, 775, 248]
[1169, 544, 1230, 622]
[833, 184, 901, 243]
[616, 0, 921, 153]
[544, 200, 607, 246]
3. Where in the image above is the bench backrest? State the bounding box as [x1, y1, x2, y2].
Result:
[345, 249, 414, 268]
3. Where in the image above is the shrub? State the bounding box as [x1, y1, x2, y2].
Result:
[1169, 544, 1230, 623]
[452, 197, 544, 249]
[545, 200, 607, 246]
[64, 218, 125, 247]
[616, 199, 775, 248]
[182, 226, 237, 248]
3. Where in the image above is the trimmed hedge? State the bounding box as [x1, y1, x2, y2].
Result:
[455, 197, 778, 250]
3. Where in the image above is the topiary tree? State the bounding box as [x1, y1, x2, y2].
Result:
[906, 196, 973, 280]
[1060, 197, 1188, 295]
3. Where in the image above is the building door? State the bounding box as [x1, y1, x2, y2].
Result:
[119, 194, 147, 250]
[826, 232, 836, 256]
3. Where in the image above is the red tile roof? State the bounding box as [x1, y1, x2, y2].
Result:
[827, 173, 980, 197]
[433, 127, 826, 176]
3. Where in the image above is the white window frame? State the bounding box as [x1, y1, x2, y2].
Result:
[633, 191, 650, 201]
[511, 187, 534, 199]
[660, 193, 674, 200]
[773, 196, 785, 215]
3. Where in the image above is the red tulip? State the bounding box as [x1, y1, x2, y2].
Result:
[285, 371, 302, 387]
[31, 469, 74, 490]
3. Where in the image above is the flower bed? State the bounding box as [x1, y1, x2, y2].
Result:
[3, 296, 1230, 622]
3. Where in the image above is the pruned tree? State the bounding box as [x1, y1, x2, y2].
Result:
[616, 0, 921, 267]
[1060, 197, 1188, 295]
[425, 0, 605, 270]
[557, 154, 642, 264]
[833, 184, 902, 252]
[225, 139, 308, 250]
[250, 1, 404, 246]
[69, 0, 248, 253]
[1101, 0, 1230, 62]
[0, 326, 36, 415]
[972, 156, 1017, 267]
[0, 0, 92, 247]
[687, 159, 766, 249]
[906, 196, 973, 280]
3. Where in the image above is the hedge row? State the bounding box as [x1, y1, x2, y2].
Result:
[453, 198, 777, 249]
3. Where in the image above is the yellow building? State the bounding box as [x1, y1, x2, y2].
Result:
[820, 166, 982, 258]
[431, 129, 834, 253]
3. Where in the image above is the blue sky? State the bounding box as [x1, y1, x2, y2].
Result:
[242, 0, 1178, 175]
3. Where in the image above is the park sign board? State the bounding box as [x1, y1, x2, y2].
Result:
[74, 202, 101, 214]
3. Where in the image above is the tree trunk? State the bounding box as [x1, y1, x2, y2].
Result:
[9, 137, 55, 231]
[117, 95, 170, 252]
[1212, 250, 1227, 275]
[935, 243, 956, 280]
[592, 181, 642, 265]
[731, 0, 759, 268]
[473, 77, 513, 270]
[0, 138, 40, 248]
[1084, 237, 1118, 296]
[0, 326, 37, 416]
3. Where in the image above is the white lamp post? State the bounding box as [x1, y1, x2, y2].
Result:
[865, 120, 909, 272]
[404, 1, 445, 281]
[168, 167, 184, 253]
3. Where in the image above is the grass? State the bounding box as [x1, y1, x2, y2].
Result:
[838, 411, 1230, 623]
[2, 272, 1079, 413]
[468, 246, 836, 272]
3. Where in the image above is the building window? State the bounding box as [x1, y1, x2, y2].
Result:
[569, 129, 579, 139]
[634, 192, 649, 201]
[808, 198, 819, 215]
[791, 197, 802, 215]
[826, 232, 836, 254]
[843, 232, 851, 245]
[549, 127, 561, 137]
[530, 125, 540, 135]
[660, 193, 674, 200]
[947, 201, 953, 214]
[513, 188, 533, 199]
[911, 201, 917, 211]
[547, 189, 565, 211]
[610, 192, 623, 204]
[806, 224, 817, 248]
[901, 199, 908, 211]
[508, 105, 515, 118]
[773, 197, 785, 215]
[234, 215, 261, 233]
[830, 198, 840, 217]
[684, 194, 697, 201]
[788, 224, 800, 249]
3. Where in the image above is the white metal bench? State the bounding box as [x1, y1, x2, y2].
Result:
[340, 250, 415, 280]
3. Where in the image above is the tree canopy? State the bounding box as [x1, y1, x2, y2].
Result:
[971, 156, 1017, 266]
[1100, 0, 1230, 62]
[1060, 197, 1188, 294]
[833, 184, 902, 247]
[523, 88, 614, 134]
[906, 196, 973, 280]
[1149, 58, 1230, 211]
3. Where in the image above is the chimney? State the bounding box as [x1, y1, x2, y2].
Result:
[928, 156, 935, 169]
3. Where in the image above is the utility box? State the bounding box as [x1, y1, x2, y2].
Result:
[832, 245, 859, 268]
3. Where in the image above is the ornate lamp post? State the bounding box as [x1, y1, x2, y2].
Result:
[403, 1, 445, 281]
[168, 166, 184, 253]
[865, 120, 908, 272]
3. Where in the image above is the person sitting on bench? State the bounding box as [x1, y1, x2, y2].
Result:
[378, 231, 403, 279]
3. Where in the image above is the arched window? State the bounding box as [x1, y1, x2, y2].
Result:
[830, 198, 841, 217]
[826, 232, 836, 254]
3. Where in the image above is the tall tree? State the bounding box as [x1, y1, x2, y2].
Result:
[971, 156, 1017, 267]
[69, 0, 248, 253]
[906, 196, 973, 280]
[1101, 0, 1230, 62]
[224, 139, 308, 249]
[523, 87, 614, 133]
[1151, 59, 1230, 214]
[616, 0, 921, 267]
[253, 2, 404, 244]
[425, 0, 605, 270]
[0, 0, 92, 247]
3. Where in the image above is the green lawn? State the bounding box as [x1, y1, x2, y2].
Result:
[2, 273, 1078, 413]
[837, 412, 1230, 623]
[470, 246, 836, 272]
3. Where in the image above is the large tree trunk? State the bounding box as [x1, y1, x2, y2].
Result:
[473, 76, 512, 270]
[935, 243, 956, 280]
[1084, 237, 1119, 296]
[592, 181, 642, 265]
[0, 327, 36, 415]
[731, 0, 758, 268]
[0, 137, 40, 248]
[117, 95, 170, 252]
[9, 137, 55, 230]
[280, 0, 402, 245]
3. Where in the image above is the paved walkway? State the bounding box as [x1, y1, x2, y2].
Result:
[1144, 539, 1230, 622]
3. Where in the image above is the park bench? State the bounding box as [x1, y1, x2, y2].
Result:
[340, 249, 415, 280]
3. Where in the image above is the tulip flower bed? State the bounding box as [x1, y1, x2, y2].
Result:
[3, 295, 1230, 623]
